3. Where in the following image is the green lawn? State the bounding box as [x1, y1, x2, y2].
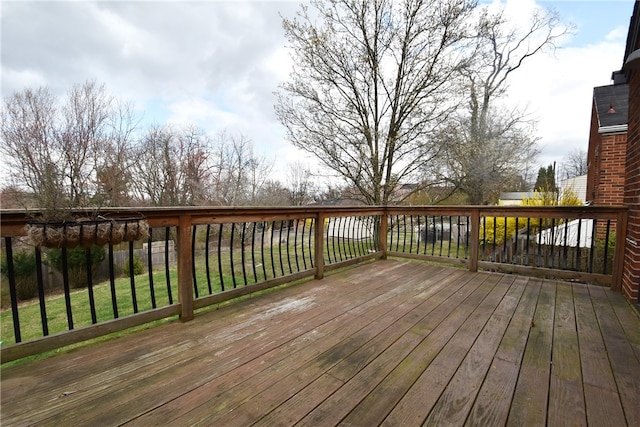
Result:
[0, 245, 320, 347]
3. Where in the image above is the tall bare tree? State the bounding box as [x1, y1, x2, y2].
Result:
[95, 101, 139, 206]
[210, 131, 273, 206]
[432, 4, 569, 204]
[276, 0, 477, 205]
[286, 161, 315, 205]
[132, 125, 213, 206]
[1, 81, 137, 216]
[561, 147, 587, 179]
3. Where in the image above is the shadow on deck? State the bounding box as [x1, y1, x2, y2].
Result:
[1, 260, 639, 426]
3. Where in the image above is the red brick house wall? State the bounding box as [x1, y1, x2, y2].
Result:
[586, 82, 629, 207]
[623, 65, 640, 302]
[622, 1, 640, 303]
[598, 134, 628, 205]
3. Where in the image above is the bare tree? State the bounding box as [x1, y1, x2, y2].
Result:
[561, 147, 587, 179]
[276, 0, 477, 205]
[286, 161, 315, 205]
[210, 131, 273, 206]
[1, 81, 137, 216]
[434, 108, 540, 204]
[95, 101, 139, 206]
[431, 4, 569, 204]
[132, 125, 212, 206]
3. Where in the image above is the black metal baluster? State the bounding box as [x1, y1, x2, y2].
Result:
[423, 216, 429, 255]
[346, 216, 353, 259]
[337, 217, 344, 261]
[205, 224, 213, 294]
[278, 220, 286, 276]
[147, 230, 156, 308]
[108, 244, 118, 319]
[165, 227, 173, 304]
[294, 219, 301, 272]
[456, 216, 462, 259]
[537, 218, 543, 267]
[270, 221, 277, 278]
[442, 216, 447, 257]
[327, 218, 333, 264]
[603, 220, 611, 275]
[465, 216, 470, 260]
[308, 218, 314, 268]
[415, 215, 422, 255]
[126, 241, 138, 314]
[218, 223, 225, 291]
[34, 246, 48, 336]
[513, 217, 519, 264]
[576, 219, 583, 271]
[251, 222, 259, 283]
[301, 219, 308, 270]
[354, 217, 362, 257]
[230, 223, 237, 288]
[87, 246, 98, 322]
[4, 238, 21, 343]
[389, 216, 394, 253]
[482, 216, 487, 261]
[241, 222, 248, 286]
[402, 215, 408, 253]
[261, 222, 267, 279]
[525, 218, 531, 266]
[492, 217, 497, 261]
[409, 215, 415, 254]
[192, 225, 198, 297]
[502, 217, 507, 262]
[432, 216, 437, 256]
[286, 220, 293, 274]
[550, 218, 556, 268]
[589, 219, 597, 273]
[562, 219, 569, 270]
[61, 246, 74, 328]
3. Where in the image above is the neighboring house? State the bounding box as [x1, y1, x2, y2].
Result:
[497, 192, 536, 206]
[586, 83, 629, 206]
[559, 175, 587, 204]
[536, 218, 594, 249]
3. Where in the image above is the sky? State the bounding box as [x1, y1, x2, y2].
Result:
[0, 0, 636, 185]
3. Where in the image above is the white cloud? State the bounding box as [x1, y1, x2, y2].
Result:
[0, 0, 630, 186]
[505, 37, 624, 167]
[605, 25, 628, 42]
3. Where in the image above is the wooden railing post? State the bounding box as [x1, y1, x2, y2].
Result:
[469, 208, 480, 272]
[177, 214, 194, 321]
[611, 209, 628, 292]
[379, 212, 388, 260]
[314, 212, 325, 280]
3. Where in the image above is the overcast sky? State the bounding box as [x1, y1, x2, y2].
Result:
[1, 0, 636, 184]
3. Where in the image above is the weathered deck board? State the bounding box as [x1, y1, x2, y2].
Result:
[507, 280, 556, 426]
[1, 259, 639, 426]
[547, 281, 586, 426]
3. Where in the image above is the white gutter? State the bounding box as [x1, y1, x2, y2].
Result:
[598, 124, 628, 134]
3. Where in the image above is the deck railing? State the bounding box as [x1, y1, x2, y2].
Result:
[0, 205, 626, 362]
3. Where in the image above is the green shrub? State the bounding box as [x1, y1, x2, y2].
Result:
[123, 254, 144, 277]
[47, 245, 106, 289]
[1, 250, 39, 303]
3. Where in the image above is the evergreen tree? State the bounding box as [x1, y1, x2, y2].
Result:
[534, 164, 557, 192]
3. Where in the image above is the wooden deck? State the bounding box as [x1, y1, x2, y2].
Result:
[1, 260, 639, 426]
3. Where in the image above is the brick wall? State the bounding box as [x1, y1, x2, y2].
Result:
[586, 96, 628, 207]
[623, 57, 640, 303]
[595, 134, 627, 205]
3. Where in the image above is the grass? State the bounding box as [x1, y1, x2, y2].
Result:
[0, 243, 322, 348]
[0, 236, 384, 354]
